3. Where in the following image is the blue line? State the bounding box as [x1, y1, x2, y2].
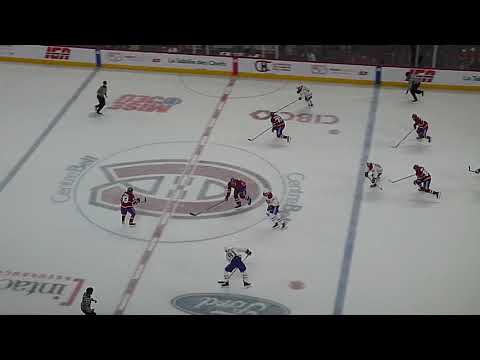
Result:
[333, 83, 380, 315]
[0, 68, 99, 193]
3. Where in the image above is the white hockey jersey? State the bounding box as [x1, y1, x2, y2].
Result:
[298, 85, 312, 99]
[225, 247, 249, 262]
[366, 163, 383, 178]
[264, 194, 280, 207]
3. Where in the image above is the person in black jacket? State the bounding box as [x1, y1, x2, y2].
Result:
[405, 71, 424, 102]
[81, 287, 97, 315]
[95, 81, 108, 114]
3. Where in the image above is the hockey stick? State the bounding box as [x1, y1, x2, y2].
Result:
[218, 254, 251, 283]
[388, 174, 415, 183]
[189, 200, 225, 216]
[134, 197, 147, 204]
[248, 106, 297, 142]
[369, 182, 383, 191]
[272, 99, 300, 113]
[468, 166, 479, 173]
[248, 126, 272, 142]
[392, 128, 415, 148]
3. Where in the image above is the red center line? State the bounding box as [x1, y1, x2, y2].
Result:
[114, 78, 236, 315]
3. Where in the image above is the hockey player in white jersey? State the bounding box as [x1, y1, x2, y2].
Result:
[297, 84, 313, 108]
[219, 247, 252, 288]
[263, 191, 286, 229]
[365, 162, 383, 188]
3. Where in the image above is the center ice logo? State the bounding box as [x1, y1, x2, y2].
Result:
[88, 159, 271, 219]
[107, 94, 182, 113]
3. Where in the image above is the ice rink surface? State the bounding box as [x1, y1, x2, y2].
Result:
[0, 62, 479, 314]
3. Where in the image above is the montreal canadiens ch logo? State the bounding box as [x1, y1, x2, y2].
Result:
[88, 159, 271, 219]
[74, 141, 286, 243]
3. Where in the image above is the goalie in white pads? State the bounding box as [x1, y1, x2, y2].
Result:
[297, 84, 313, 107]
[263, 191, 286, 229]
[220, 247, 252, 288]
[365, 162, 383, 188]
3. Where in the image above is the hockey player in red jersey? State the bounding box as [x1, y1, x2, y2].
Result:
[120, 187, 140, 225]
[412, 114, 432, 143]
[270, 112, 291, 143]
[413, 165, 440, 198]
[225, 178, 252, 208]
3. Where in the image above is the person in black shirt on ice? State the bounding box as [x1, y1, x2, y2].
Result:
[405, 71, 424, 102]
[95, 81, 108, 114]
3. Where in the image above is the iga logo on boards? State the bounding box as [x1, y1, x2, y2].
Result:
[45, 46, 71, 60]
[409, 68, 436, 83]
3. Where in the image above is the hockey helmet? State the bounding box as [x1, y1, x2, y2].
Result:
[413, 164, 420, 170]
[270, 112, 275, 117]
[263, 191, 273, 199]
[127, 187, 133, 193]
[86, 287, 93, 294]
[412, 113, 418, 119]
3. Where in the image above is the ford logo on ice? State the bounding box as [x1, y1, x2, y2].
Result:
[171, 293, 291, 315]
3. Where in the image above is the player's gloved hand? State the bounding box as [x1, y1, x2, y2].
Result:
[246, 249, 252, 256]
[298, 97, 302, 100]
[364, 172, 369, 178]
[476, 169, 480, 174]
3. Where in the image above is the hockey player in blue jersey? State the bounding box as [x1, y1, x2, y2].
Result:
[219, 247, 252, 288]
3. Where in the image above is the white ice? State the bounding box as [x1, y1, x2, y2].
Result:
[0, 62, 479, 314]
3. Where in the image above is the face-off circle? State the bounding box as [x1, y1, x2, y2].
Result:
[74, 142, 287, 243]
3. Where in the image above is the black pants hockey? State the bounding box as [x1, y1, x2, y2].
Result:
[96, 95, 106, 113]
[410, 84, 423, 101]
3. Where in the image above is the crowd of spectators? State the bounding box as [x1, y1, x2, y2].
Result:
[61, 45, 480, 71]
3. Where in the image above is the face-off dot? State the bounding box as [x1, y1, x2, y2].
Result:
[288, 281, 305, 290]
